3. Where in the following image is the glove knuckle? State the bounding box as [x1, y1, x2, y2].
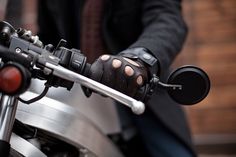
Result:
[124, 65, 134, 76]
[112, 59, 122, 69]
[100, 54, 110, 61]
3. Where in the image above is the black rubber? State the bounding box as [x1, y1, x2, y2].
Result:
[0, 140, 11, 157]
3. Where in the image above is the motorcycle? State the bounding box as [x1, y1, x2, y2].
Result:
[0, 21, 210, 157]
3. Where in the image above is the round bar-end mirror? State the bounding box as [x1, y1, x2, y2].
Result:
[167, 66, 210, 105]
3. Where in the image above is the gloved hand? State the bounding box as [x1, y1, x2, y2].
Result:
[88, 48, 159, 101]
[88, 54, 148, 99]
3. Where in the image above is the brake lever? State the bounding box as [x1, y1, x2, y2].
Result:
[44, 62, 145, 115]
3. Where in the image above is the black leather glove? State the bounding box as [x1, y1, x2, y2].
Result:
[88, 47, 159, 101]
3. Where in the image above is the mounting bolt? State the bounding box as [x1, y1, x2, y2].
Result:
[15, 47, 21, 53]
[43, 67, 52, 75]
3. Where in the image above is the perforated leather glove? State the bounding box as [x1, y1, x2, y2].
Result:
[88, 47, 159, 101]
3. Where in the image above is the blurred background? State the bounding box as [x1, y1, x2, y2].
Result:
[179, 0, 236, 156]
[0, 0, 236, 156]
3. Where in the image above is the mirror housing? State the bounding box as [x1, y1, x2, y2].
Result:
[167, 66, 210, 105]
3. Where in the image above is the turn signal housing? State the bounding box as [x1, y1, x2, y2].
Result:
[0, 62, 31, 95]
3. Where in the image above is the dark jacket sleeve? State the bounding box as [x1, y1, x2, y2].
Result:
[130, 0, 188, 72]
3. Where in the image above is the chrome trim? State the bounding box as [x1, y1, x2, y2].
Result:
[0, 95, 18, 142]
[10, 133, 46, 157]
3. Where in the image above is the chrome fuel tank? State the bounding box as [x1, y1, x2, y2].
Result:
[23, 79, 121, 134]
[15, 80, 123, 157]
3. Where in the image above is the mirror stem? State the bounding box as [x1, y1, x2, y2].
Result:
[157, 82, 182, 90]
[150, 74, 182, 91]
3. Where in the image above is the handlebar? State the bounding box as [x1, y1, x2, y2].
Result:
[0, 21, 145, 115]
[45, 62, 145, 114]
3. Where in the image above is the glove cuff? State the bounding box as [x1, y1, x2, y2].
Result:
[119, 47, 160, 76]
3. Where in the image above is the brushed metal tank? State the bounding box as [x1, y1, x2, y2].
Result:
[14, 79, 123, 157]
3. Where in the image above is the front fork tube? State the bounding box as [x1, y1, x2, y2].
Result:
[0, 94, 18, 156]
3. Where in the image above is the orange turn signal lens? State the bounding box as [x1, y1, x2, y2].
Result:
[0, 66, 22, 94]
